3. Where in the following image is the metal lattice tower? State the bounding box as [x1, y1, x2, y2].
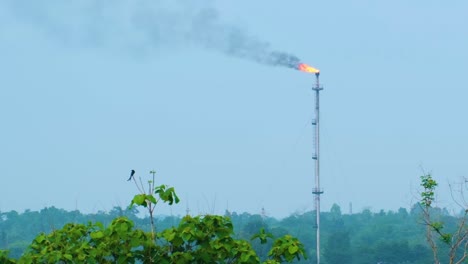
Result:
[311, 72, 324, 264]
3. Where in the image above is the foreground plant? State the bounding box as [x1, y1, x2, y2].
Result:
[420, 173, 468, 264]
[2, 170, 306, 263]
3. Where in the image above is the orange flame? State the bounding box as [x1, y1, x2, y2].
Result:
[298, 63, 320, 74]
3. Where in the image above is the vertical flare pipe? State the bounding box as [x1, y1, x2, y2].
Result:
[312, 72, 323, 264]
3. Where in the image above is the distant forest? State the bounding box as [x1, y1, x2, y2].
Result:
[1, 203, 460, 263]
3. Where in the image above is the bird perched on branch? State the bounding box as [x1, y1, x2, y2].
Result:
[128, 170, 135, 181]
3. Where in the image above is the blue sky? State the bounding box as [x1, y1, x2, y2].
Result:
[1, 0, 467, 218]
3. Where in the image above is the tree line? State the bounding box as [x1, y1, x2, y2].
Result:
[1, 173, 466, 263]
[1, 203, 453, 263]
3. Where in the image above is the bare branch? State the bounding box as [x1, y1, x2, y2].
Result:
[132, 175, 144, 194]
[449, 181, 466, 210]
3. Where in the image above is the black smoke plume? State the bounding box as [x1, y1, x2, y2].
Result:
[1, 0, 302, 69]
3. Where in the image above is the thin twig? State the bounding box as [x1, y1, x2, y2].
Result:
[138, 177, 146, 194]
[132, 176, 144, 194]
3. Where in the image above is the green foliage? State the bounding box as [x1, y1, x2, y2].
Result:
[420, 173, 438, 207]
[0, 250, 16, 264]
[5, 214, 306, 264]
[420, 174, 453, 245]
[154, 185, 180, 205]
[158, 215, 260, 263]
[7, 173, 459, 263]
[419, 173, 468, 264]
[129, 185, 180, 209]
[1, 205, 439, 264]
[324, 230, 351, 264]
[0, 181, 306, 264]
[20, 217, 150, 263]
[130, 194, 154, 208]
[251, 228, 274, 245]
[267, 235, 306, 263]
[128, 171, 181, 241]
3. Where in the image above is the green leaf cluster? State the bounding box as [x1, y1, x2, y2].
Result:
[19, 217, 150, 263]
[129, 185, 180, 208]
[419, 173, 468, 264]
[0, 249, 16, 264]
[5, 214, 305, 264]
[154, 185, 180, 205]
[1, 180, 305, 264]
[267, 235, 306, 263]
[420, 174, 438, 207]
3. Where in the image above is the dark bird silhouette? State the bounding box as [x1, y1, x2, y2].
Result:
[128, 170, 135, 181]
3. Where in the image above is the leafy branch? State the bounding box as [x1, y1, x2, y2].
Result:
[128, 170, 180, 243]
[420, 173, 468, 264]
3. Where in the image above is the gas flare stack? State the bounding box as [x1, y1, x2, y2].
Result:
[311, 71, 324, 264]
[296, 62, 323, 264]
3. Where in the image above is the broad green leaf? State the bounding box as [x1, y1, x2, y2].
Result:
[35, 234, 46, 243]
[131, 194, 147, 207]
[288, 245, 298, 254]
[146, 194, 157, 204]
[90, 231, 104, 239]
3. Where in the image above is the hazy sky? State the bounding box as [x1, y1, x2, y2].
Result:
[1, 0, 467, 218]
